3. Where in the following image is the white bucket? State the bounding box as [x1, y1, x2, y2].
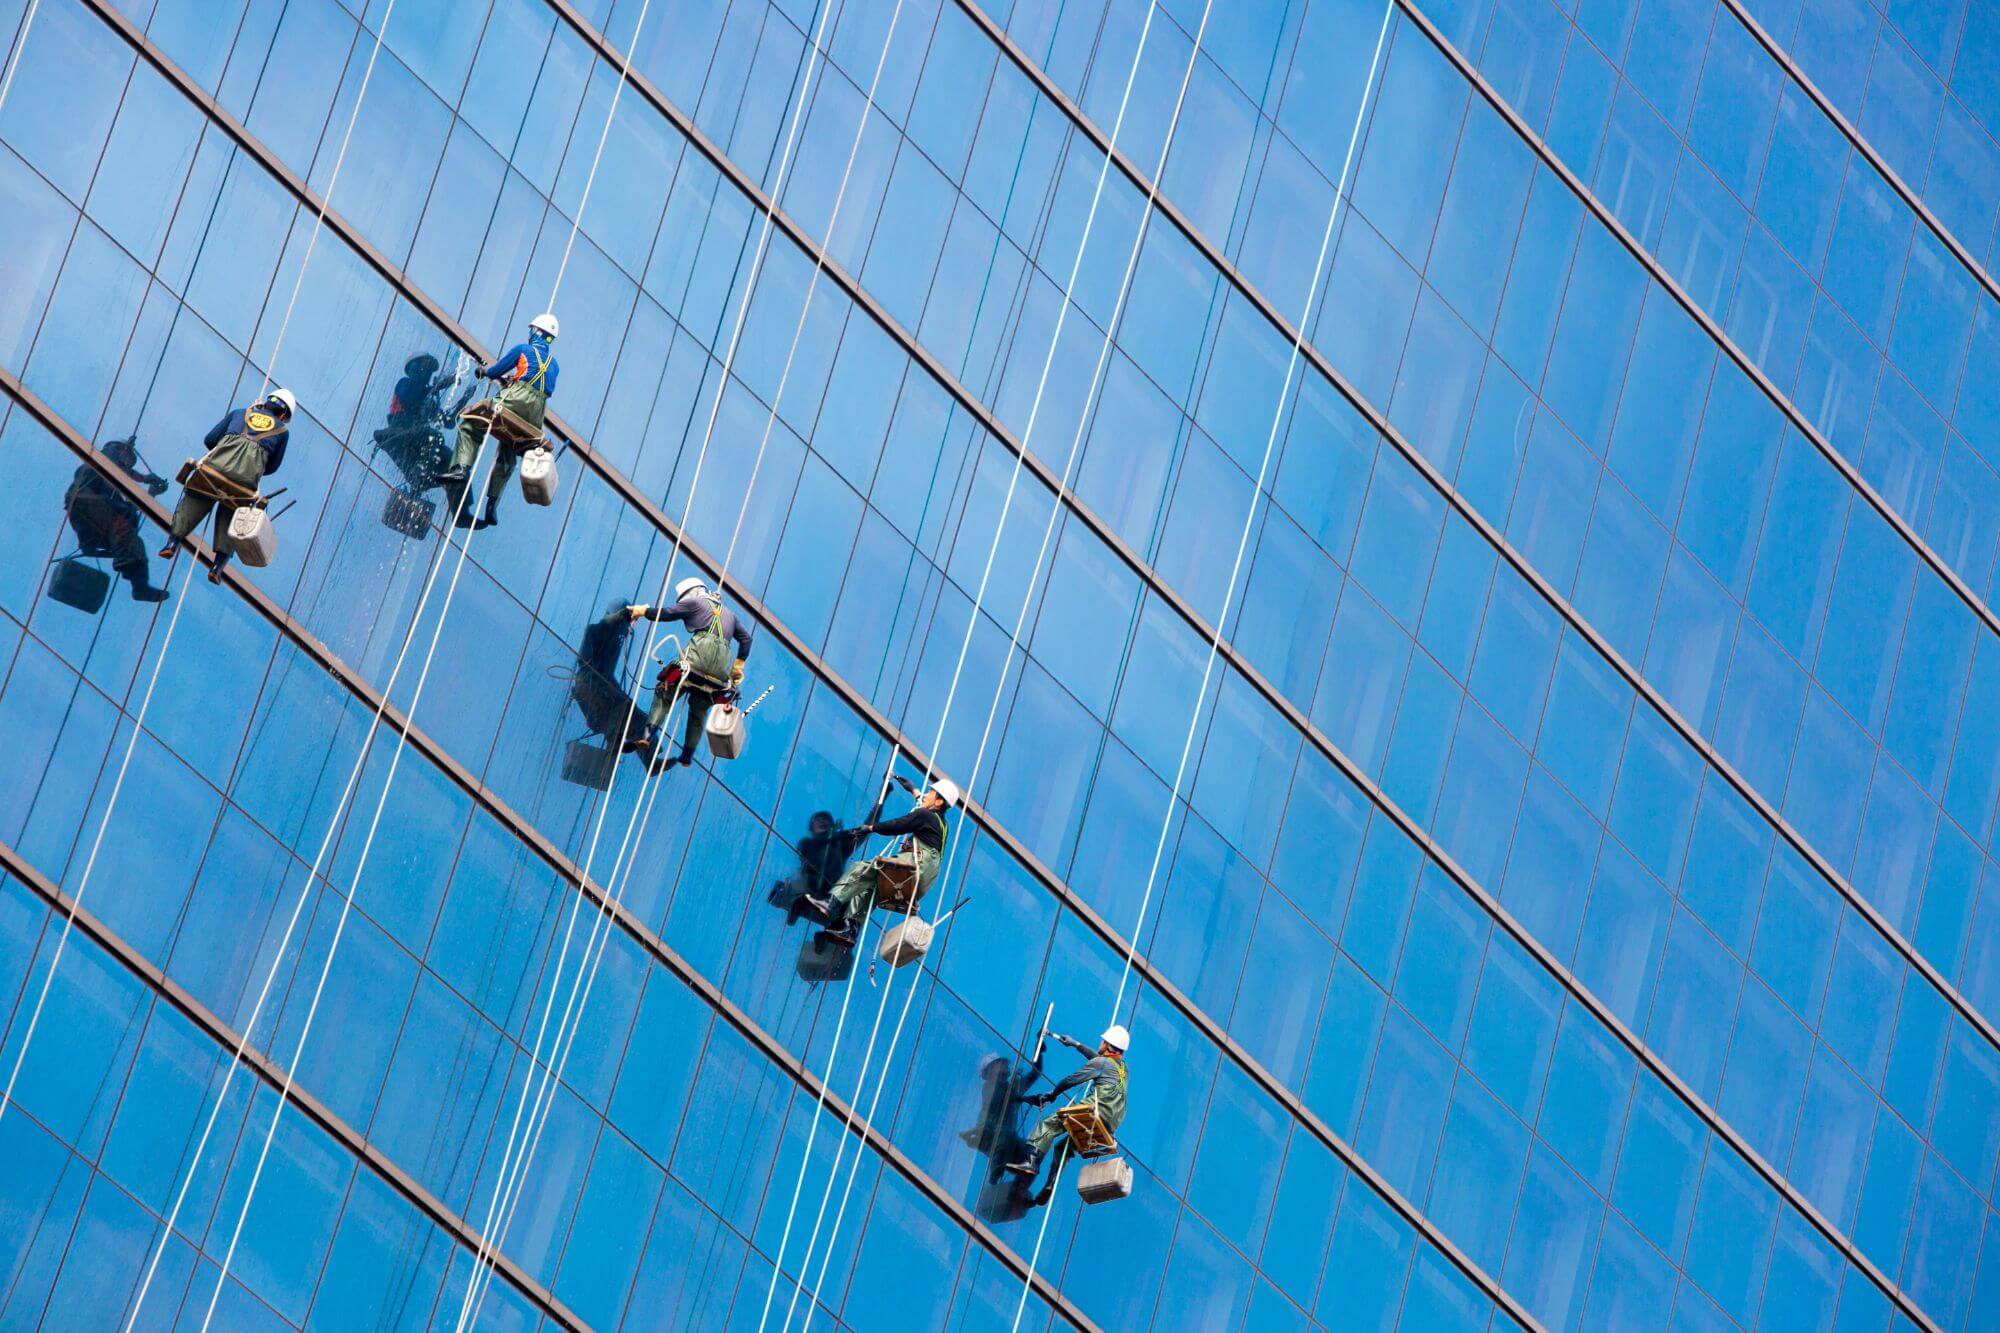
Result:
[877, 917, 933, 968]
[520, 446, 558, 506]
[704, 702, 746, 759]
[226, 507, 276, 567]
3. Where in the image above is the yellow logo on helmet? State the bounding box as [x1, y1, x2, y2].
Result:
[245, 410, 277, 433]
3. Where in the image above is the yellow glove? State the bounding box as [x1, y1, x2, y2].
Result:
[627, 604, 650, 621]
[730, 659, 746, 685]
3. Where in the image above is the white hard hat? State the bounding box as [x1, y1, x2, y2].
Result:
[674, 575, 708, 601]
[267, 387, 298, 416]
[930, 778, 961, 807]
[1100, 1024, 1129, 1052]
[529, 312, 560, 339]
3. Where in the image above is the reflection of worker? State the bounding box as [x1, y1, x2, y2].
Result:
[625, 576, 753, 772]
[795, 778, 958, 948]
[572, 602, 650, 750]
[158, 389, 294, 581]
[372, 353, 469, 495]
[437, 313, 558, 530]
[66, 438, 170, 602]
[1006, 1026, 1129, 1185]
[776, 779, 909, 916]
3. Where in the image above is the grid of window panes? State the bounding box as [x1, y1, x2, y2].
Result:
[0, 0, 1995, 1330]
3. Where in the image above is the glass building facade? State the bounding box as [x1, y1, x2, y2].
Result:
[0, 0, 1997, 1327]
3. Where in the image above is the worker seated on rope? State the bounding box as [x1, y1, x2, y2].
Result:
[624, 575, 753, 773]
[793, 777, 959, 949]
[571, 601, 652, 750]
[66, 437, 171, 603]
[1005, 1025, 1130, 1185]
[437, 313, 559, 531]
[157, 389, 294, 582]
[372, 352, 470, 496]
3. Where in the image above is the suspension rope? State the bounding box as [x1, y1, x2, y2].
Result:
[0, 0, 336, 1144]
[1007, 8, 1401, 1327]
[459, 0, 965, 1319]
[446, 0, 852, 1323]
[783, 8, 1217, 1328]
[1006, 1145, 1070, 1332]
[1109, 0, 1399, 1024]
[0, 0, 43, 114]
[133, 0, 671, 1321]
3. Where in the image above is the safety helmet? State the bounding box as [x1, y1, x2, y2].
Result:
[1100, 1024, 1129, 1053]
[529, 312, 560, 340]
[674, 575, 708, 601]
[264, 387, 298, 418]
[405, 353, 439, 377]
[930, 778, 961, 808]
[103, 437, 138, 464]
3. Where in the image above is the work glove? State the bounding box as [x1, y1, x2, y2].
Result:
[627, 604, 650, 621]
[856, 824, 877, 837]
[1025, 1093, 1052, 1108]
[890, 773, 918, 794]
[730, 659, 745, 685]
[147, 477, 169, 496]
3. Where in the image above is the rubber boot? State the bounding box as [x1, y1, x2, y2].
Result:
[473, 497, 500, 530]
[1004, 1149, 1044, 1181]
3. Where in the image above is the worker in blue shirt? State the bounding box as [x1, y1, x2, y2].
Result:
[438, 312, 559, 531]
[158, 389, 294, 582]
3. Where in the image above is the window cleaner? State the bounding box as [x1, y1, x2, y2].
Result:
[60, 437, 172, 605]
[436, 313, 560, 530]
[625, 575, 754, 773]
[792, 777, 959, 950]
[1006, 1025, 1132, 1203]
[157, 389, 295, 583]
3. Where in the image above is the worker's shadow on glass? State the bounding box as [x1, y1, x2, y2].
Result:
[558, 600, 657, 791]
[775, 805, 879, 985]
[370, 350, 475, 538]
[49, 437, 174, 613]
[962, 1055, 1050, 1223]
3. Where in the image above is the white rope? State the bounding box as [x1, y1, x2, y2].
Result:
[161, 0, 674, 1317]
[1110, 0, 1399, 1024]
[448, 0, 852, 1323]
[0, 0, 43, 115]
[1006, 10, 1397, 1323]
[0, 0, 408, 1149]
[783, 7, 1216, 1327]
[0, 557, 197, 1132]
[1006, 1146, 1069, 1333]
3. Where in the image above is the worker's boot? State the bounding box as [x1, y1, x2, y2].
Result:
[129, 580, 169, 603]
[788, 893, 836, 928]
[207, 551, 230, 584]
[1003, 1149, 1043, 1181]
[473, 497, 500, 530]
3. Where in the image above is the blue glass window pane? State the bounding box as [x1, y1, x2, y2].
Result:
[1426, 1076, 1531, 1276]
[1504, 1141, 1602, 1330]
[1317, 1172, 1416, 1332]
[1612, 1073, 1705, 1259]
[1648, 908, 1743, 1103]
[1464, 931, 1564, 1120]
[1539, 1003, 1635, 1192]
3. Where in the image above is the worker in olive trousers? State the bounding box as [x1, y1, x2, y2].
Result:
[438, 312, 560, 530]
[793, 778, 959, 948]
[625, 575, 754, 771]
[1006, 1026, 1130, 1185]
[158, 389, 295, 582]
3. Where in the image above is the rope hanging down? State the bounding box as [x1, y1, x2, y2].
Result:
[0, 0, 317, 1141]
[109, 3, 653, 1326]
[1007, 4, 1403, 1328]
[778, 6, 1220, 1328]
[448, 0, 858, 1323]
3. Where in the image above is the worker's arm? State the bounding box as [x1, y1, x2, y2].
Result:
[628, 600, 693, 625]
[262, 429, 289, 476]
[478, 344, 527, 380]
[864, 807, 939, 840]
[731, 613, 754, 662]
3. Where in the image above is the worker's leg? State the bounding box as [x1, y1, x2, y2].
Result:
[827, 858, 879, 920]
[1025, 1112, 1065, 1156]
[440, 404, 492, 522]
[165, 490, 213, 547]
[679, 689, 713, 762]
[110, 531, 167, 602]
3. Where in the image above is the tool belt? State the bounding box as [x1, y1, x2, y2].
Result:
[176, 458, 264, 506]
